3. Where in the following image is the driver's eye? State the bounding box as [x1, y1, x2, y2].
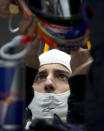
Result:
[35, 73, 47, 83]
[56, 73, 69, 82]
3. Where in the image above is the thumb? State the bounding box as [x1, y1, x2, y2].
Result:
[31, 35, 41, 53]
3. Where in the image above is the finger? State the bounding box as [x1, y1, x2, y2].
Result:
[70, 47, 80, 55]
[31, 35, 41, 51]
[0, 0, 11, 8]
[31, 36, 41, 68]
[72, 58, 93, 76]
[79, 47, 88, 51]
[22, 36, 41, 69]
[18, 15, 33, 35]
[0, 8, 10, 17]
[0, 0, 12, 16]
[26, 21, 37, 35]
[0, 13, 10, 18]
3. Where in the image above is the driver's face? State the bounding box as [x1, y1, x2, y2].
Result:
[33, 63, 71, 94]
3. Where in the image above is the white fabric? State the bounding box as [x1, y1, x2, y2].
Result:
[39, 49, 71, 72]
[28, 90, 70, 122]
[25, 120, 32, 130]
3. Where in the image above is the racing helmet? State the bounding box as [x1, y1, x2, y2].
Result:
[18, 0, 92, 53]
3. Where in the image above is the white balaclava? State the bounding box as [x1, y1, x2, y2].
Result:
[39, 49, 71, 72]
[28, 49, 71, 123]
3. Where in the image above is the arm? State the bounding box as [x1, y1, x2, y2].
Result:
[67, 48, 93, 125]
[18, 14, 41, 69]
[18, 15, 41, 107]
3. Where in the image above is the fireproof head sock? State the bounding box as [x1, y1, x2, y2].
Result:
[39, 49, 71, 72]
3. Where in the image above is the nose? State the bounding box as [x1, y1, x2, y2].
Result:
[44, 75, 55, 93]
[44, 85, 54, 93]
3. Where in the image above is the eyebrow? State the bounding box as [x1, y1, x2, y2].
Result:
[35, 70, 47, 79]
[37, 70, 47, 75]
[34, 70, 47, 82]
[37, 68, 71, 77]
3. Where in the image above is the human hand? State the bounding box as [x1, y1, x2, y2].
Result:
[18, 15, 41, 69]
[72, 59, 93, 76]
[70, 48, 93, 75]
[0, 0, 19, 18]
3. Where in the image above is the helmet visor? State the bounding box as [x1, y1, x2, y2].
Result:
[27, 0, 83, 25]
